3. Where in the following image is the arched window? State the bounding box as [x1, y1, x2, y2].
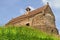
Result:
[26, 23, 30, 26]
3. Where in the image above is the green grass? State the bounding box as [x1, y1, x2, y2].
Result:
[0, 26, 60, 40]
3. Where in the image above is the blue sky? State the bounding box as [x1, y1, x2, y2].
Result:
[0, 0, 60, 33]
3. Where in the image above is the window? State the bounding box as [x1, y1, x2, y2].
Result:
[26, 23, 30, 26]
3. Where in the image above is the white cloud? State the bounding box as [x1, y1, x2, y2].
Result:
[28, 6, 35, 11]
[42, 0, 60, 8]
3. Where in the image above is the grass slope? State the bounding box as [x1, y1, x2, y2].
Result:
[0, 26, 60, 40]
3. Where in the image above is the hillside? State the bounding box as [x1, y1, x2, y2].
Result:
[0, 26, 60, 40]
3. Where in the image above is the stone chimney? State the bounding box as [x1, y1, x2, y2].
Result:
[25, 7, 31, 14]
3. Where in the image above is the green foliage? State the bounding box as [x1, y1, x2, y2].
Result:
[0, 26, 59, 40]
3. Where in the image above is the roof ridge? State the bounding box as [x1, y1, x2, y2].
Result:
[6, 4, 50, 24]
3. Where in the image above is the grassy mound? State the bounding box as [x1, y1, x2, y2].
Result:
[0, 26, 59, 40]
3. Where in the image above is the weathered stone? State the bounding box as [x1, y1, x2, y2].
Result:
[5, 4, 59, 35]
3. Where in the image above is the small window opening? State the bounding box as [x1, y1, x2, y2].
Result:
[43, 14, 45, 16]
[26, 23, 30, 26]
[51, 30, 54, 33]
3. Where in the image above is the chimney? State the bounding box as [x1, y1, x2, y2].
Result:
[25, 7, 31, 14]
